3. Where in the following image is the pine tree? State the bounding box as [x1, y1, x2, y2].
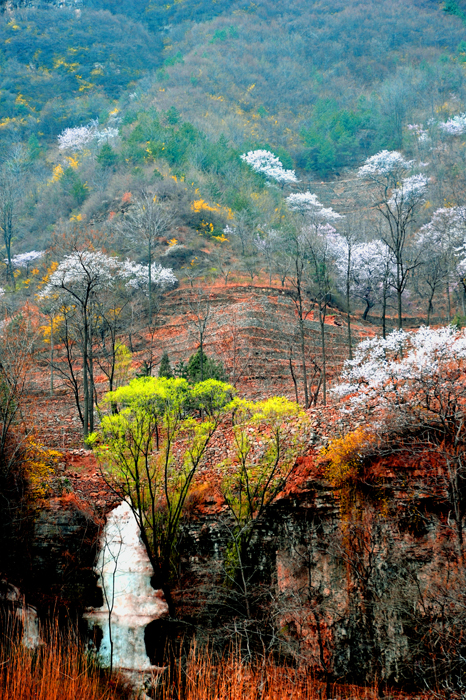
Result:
[186, 349, 225, 383]
[158, 352, 173, 378]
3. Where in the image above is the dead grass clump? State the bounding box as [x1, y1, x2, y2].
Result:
[0, 611, 126, 700]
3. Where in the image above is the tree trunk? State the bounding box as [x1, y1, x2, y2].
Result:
[319, 308, 327, 405]
[82, 318, 89, 440]
[447, 278, 451, 322]
[298, 316, 309, 409]
[397, 280, 403, 330]
[362, 300, 372, 321]
[200, 335, 204, 381]
[346, 246, 352, 360]
[50, 317, 54, 397]
[88, 336, 95, 434]
[148, 238, 152, 326]
[382, 285, 387, 340]
[289, 348, 299, 404]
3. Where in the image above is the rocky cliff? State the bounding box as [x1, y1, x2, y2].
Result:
[1, 447, 462, 691]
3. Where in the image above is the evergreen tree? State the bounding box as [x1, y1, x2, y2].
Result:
[158, 352, 173, 378]
[97, 143, 118, 168]
[186, 349, 225, 384]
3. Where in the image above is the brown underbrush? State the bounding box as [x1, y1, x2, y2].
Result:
[0, 611, 446, 700]
[0, 611, 127, 700]
[154, 644, 428, 700]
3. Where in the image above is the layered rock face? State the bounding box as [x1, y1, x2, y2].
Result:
[177, 468, 463, 687]
[0, 496, 102, 613]
[1, 461, 462, 689]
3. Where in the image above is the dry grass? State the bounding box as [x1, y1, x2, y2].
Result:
[1, 612, 438, 700]
[0, 611, 126, 700]
[153, 644, 409, 700]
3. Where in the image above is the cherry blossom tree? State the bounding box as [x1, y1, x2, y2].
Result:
[287, 192, 341, 220]
[120, 260, 177, 294]
[57, 120, 119, 152]
[285, 191, 342, 405]
[9, 251, 44, 276]
[240, 150, 298, 185]
[416, 206, 466, 320]
[358, 151, 428, 328]
[439, 113, 466, 137]
[334, 325, 466, 564]
[330, 235, 396, 334]
[325, 214, 364, 358]
[40, 251, 122, 437]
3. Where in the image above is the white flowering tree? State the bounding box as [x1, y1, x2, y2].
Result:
[40, 251, 122, 437]
[415, 207, 466, 322]
[353, 241, 396, 335]
[358, 150, 428, 329]
[40, 250, 176, 438]
[439, 113, 466, 137]
[240, 150, 298, 186]
[284, 191, 342, 405]
[9, 250, 44, 276]
[121, 260, 177, 294]
[329, 234, 396, 338]
[334, 325, 466, 564]
[57, 119, 119, 152]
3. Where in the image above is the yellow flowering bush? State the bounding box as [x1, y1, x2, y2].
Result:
[23, 437, 61, 499]
[320, 427, 373, 488]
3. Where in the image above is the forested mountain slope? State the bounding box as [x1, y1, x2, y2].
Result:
[2, 0, 466, 329]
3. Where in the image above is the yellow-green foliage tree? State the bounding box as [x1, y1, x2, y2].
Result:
[88, 376, 234, 600]
[220, 396, 310, 612]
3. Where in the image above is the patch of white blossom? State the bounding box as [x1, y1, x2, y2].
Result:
[407, 124, 429, 142]
[120, 260, 177, 294]
[358, 150, 414, 178]
[40, 251, 176, 298]
[9, 250, 44, 268]
[329, 236, 395, 305]
[333, 326, 466, 426]
[387, 174, 428, 208]
[439, 113, 466, 136]
[240, 150, 298, 184]
[417, 207, 466, 251]
[58, 119, 119, 151]
[286, 191, 342, 220]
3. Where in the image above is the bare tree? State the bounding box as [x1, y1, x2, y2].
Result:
[285, 192, 342, 405]
[0, 309, 36, 481]
[0, 148, 26, 289]
[118, 190, 174, 324]
[184, 277, 214, 382]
